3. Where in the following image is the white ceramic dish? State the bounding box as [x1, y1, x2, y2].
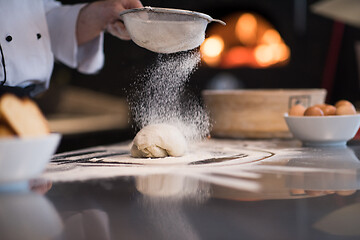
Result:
[284, 114, 360, 147]
[0, 192, 62, 239]
[0, 133, 61, 185]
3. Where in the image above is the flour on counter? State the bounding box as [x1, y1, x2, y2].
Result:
[42, 139, 360, 198]
[42, 139, 299, 188]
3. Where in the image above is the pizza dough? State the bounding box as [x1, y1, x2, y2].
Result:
[131, 123, 187, 158]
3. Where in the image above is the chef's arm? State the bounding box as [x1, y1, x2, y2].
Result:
[45, 0, 143, 74]
[76, 0, 143, 46]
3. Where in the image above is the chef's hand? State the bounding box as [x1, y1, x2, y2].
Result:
[76, 0, 143, 45]
[29, 179, 53, 195]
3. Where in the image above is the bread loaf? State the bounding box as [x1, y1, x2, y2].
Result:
[0, 122, 16, 137]
[0, 94, 50, 137]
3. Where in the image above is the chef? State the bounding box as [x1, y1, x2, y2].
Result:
[0, 0, 143, 97]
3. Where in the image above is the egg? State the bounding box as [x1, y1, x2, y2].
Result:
[335, 100, 353, 108]
[289, 104, 306, 116]
[313, 104, 326, 108]
[320, 104, 336, 116]
[336, 190, 356, 196]
[304, 106, 324, 116]
[335, 104, 356, 115]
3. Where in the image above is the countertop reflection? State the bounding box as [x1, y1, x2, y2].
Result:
[2, 139, 360, 240]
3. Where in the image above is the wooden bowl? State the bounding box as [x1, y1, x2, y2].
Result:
[202, 89, 327, 138]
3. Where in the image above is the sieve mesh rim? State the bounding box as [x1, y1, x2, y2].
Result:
[119, 6, 226, 25]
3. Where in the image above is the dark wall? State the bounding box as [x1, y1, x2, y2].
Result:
[52, 0, 360, 104]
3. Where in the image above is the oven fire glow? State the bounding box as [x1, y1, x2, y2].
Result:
[200, 12, 290, 69]
[200, 35, 224, 66]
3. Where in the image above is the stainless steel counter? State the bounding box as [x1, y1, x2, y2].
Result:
[2, 138, 360, 240]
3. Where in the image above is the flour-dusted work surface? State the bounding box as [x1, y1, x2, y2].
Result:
[3, 139, 360, 240]
[42, 138, 360, 195]
[43, 139, 294, 184]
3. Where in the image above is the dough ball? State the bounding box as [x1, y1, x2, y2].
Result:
[131, 124, 187, 158]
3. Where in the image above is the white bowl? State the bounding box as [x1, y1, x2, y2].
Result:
[284, 114, 360, 147]
[0, 192, 63, 239]
[0, 133, 61, 184]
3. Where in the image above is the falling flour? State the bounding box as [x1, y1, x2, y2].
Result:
[128, 50, 210, 143]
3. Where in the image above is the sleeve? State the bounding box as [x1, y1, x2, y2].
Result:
[44, 0, 104, 74]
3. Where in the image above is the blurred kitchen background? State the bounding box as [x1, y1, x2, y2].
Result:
[36, 0, 360, 152]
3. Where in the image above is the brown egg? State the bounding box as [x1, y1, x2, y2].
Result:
[335, 104, 356, 115]
[304, 106, 324, 116]
[313, 104, 326, 109]
[320, 104, 336, 116]
[336, 190, 356, 196]
[289, 104, 306, 116]
[335, 100, 353, 108]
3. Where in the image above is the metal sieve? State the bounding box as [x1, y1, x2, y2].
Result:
[119, 7, 226, 54]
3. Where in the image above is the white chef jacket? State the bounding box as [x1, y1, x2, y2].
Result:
[0, 0, 104, 96]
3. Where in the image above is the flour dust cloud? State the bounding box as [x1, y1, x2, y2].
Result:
[128, 50, 210, 142]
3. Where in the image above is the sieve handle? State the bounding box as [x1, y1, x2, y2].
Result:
[211, 19, 226, 25]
